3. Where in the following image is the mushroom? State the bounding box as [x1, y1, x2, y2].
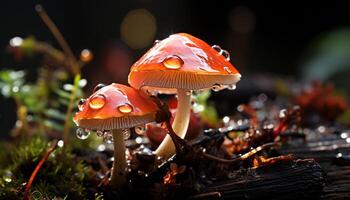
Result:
[128, 33, 241, 160]
[73, 83, 158, 188]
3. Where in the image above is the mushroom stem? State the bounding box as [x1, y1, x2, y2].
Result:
[110, 129, 127, 188]
[155, 88, 191, 160]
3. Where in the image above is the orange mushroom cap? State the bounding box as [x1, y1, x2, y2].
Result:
[128, 33, 241, 93]
[73, 83, 158, 130]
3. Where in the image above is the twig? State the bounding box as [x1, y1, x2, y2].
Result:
[35, 4, 81, 144]
[201, 142, 276, 164]
[153, 97, 276, 165]
[23, 140, 58, 200]
[35, 5, 80, 75]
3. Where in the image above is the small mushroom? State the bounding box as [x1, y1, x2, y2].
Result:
[73, 83, 158, 188]
[128, 33, 241, 160]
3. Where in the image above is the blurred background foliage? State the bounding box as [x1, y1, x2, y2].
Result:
[1, 1, 350, 135]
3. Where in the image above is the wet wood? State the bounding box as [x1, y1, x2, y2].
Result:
[202, 133, 350, 200]
[279, 135, 350, 200]
[204, 159, 325, 199]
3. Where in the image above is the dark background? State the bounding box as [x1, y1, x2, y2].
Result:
[1, 1, 350, 131]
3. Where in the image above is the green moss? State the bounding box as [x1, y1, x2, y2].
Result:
[0, 136, 92, 199]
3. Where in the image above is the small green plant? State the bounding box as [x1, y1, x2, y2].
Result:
[0, 136, 91, 199]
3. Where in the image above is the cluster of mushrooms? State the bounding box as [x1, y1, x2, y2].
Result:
[73, 33, 241, 188]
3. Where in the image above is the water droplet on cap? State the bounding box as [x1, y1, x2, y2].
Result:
[146, 89, 158, 96]
[76, 128, 90, 140]
[221, 49, 230, 61]
[163, 55, 184, 69]
[153, 39, 160, 45]
[89, 94, 106, 109]
[118, 103, 133, 114]
[78, 99, 86, 111]
[93, 83, 106, 93]
[212, 45, 222, 53]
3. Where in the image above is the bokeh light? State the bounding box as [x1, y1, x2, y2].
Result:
[9, 36, 23, 47]
[120, 9, 156, 49]
[80, 49, 93, 62]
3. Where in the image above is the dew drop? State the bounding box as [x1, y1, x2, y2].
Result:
[123, 129, 131, 140]
[78, 99, 86, 111]
[97, 144, 106, 152]
[227, 84, 236, 90]
[93, 83, 106, 93]
[96, 130, 104, 137]
[156, 156, 164, 162]
[221, 49, 230, 61]
[153, 39, 160, 45]
[224, 66, 232, 74]
[212, 84, 224, 92]
[135, 136, 143, 144]
[186, 90, 192, 96]
[264, 123, 275, 130]
[138, 170, 146, 176]
[57, 140, 64, 148]
[212, 45, 222, 53]
[146, 89, 158, 96]
[103, 132, 113, 144]
[3, 171, 13, 183]
[96, 172, 105, 180]
[135, 125, 146, 135]
[76, 128, 90, 140]
[89, 94, 106, 109]
[279, 109, 288, 119]
[162, 55, 184, 69]
[118, 103, 133, 114]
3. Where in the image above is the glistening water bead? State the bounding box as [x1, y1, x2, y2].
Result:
[89, 94, 106, 109]
[227, 84, 236, 90]
[212, 84, 225, 92]
[96, 130, 104, 137]
[103, 132, 113, 144]
[76, 128, 90, 140]
[93, 83, 106, 93]
[78, 99, 86, 111]
[212, 45, 222, 53]
[118, 103, 133, 113]
[135, 125, 146, 135]
[123, 129, 131, 140]
[162, 55, 184, 69]
[3, 171, 13, 183]
[220, 49, 230, 61]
